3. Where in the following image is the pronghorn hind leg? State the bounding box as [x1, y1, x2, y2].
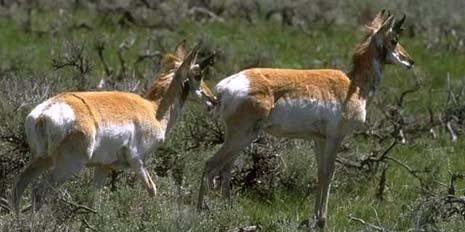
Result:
[33, 138, 90, 212]
[12, 157, 52, 216]
[129, 158, 156, 197]
[313, 137, 343, 228]
[197, 120, 259, 211]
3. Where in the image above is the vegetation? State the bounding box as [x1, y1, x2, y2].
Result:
[1, 0, 465, 231]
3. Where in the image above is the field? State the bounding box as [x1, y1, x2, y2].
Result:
[1, 1, 465, 231]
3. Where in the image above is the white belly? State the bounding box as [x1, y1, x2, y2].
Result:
[89, 124, 161, 166]
[263, 98, 343, 138]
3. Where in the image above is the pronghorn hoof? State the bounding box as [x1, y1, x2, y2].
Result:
[148, 189, 156, 197]
[316, 218, 326, 228]
[196, 202, 210, 212]
[298, 218, 319, 230]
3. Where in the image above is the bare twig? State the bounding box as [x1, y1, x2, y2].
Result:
[59, 198, 97, 214]
[336, 140, 397, 171]
[348, 214, 388, 231]
[397, 83, 421, 108]
[134, 51, 162, 65]
[20, 204, 32, 213]
[189, 7, 225, 23]
[0, 197, 11, 212]
[376, 167, 388, 200]
[95, 39, 113, 78]
[82, 218, 98, 231]
[385, 156, 423, 183]
[139, 0, 158, 10]
[445, 120, 458, 142]
[227, 225, 261, 232]
[51, 42, 91, 90]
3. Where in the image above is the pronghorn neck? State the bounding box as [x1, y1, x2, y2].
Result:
[348, 39, 384, 100]
[145, 71, 190, 134]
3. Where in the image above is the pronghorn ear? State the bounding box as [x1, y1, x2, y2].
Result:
[370, 9, 389, 28]
[175, 40, 187, 58]
[373, 15, 394, 47]
[174, 44, 199, 82]
[376, 15, 394, 36]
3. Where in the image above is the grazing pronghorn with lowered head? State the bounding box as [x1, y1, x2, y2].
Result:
[13, 42, 216, 214]
[197, 10, 414, 228]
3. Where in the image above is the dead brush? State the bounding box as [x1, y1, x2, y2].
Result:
[412, 172, 465, 230]
[231, 134, 289, 199]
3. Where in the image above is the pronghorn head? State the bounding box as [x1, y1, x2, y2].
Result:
[369, 10, 415, 69]
[174, 41, 217, 110]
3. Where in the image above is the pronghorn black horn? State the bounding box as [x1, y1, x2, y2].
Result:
[394, 14, 406, 32]
[199, 51, 216, 70]
[191, 42, 201, 58]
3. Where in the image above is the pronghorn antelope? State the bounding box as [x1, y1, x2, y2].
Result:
[197, 10, 414, 228]
[12, 42, 216, 214]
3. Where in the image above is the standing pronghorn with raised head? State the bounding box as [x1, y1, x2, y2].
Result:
[12, 42, 216, 214]
[197, 10, 414, 228]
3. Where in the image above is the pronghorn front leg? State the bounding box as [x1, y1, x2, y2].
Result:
[197, 145, 230, 211]
[314, 136, 343, 228]
[220, 162, 234, 202]
[198, 155, 236, 211]
[92, 167, 110, 208]
[93, 167, 110, 190]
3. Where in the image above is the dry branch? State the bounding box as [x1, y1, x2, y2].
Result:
[185, 113, 224, 151]
[227, 225, 261, 232]
[59, 198, 97, 214]
[0, 197, 11, 212]
[82, 218, 98, 231]
[51, 42, 91, 90]
[189, 7, 225, 23]
[348, 214, 388, 231]
[336, 140, 397, 171]
[95, 39, 113, 78]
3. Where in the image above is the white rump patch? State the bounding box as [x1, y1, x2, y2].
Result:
[28, 100, 51, 120]
[215, 72, 250, 97]
[42, 102, 76, 147]
[215, 72, 250, 118]
[42, 102, 76, 126]
[25, 100, 76, 157]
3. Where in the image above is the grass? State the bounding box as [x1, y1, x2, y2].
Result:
[1, 5, 465, 232]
